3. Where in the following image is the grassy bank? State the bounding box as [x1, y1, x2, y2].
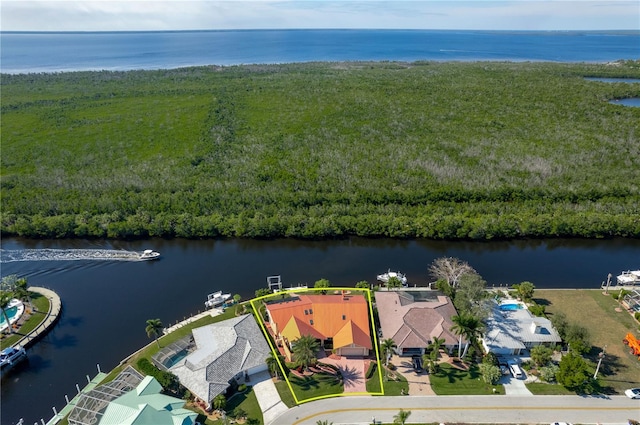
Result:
[536, 289, 640, 394]
[2, 62, 640, 239]
[0, 292, 50, 350]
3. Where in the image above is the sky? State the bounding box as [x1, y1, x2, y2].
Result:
[1, 0, 638, 32]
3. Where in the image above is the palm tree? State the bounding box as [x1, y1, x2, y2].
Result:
[266, 352, 284, 380]
[387, 276, 403, 290]
[316, 420, 333, 425]
[451, 313, 484, 360]
[13, 278, 32, 311]
[429, 336, 446, 361]
[145, 318, 163, 348]
[380, 338, 397, 366]
[292, 334, 320, 371]
[393, 409, 411, 425]
[0, 290, 15, 334]
[213, 393, 226, 412]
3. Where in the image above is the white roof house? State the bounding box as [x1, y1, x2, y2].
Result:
[482, 302, 562, 355]
[169, 314, 271, 406]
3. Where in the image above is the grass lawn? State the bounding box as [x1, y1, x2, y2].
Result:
[286, 372, 344, 402]
[526, 382, 575, 395]
[536, 289, 640, 394]
[429, 363, 505, 395]
[367, 373, 409, 396]
[0, 291, 50, 350]
[209, 387, 263, 425]
[274, 379, 297, 408]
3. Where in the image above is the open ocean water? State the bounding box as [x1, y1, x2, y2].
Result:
[1, 29, 639, 73]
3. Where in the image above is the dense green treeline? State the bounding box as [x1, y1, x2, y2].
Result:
[2, 61, 639, 239]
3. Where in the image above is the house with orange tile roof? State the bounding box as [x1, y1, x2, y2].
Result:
[376, 289, 464, 357]
[265, 292, 373, 360]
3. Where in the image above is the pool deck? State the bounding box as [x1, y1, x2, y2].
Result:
[10, 286, 62, 350]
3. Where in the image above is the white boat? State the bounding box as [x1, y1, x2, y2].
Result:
[1, 346, 27, 369]
[140, 249, 161, 261]
[617, 270, 640, 286]
[377, 269, 408, 287]
[204, 291, 231, 309]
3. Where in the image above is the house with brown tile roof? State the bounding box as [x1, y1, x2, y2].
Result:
[265, 292, 372, 360]
[376, 289, 465, 357]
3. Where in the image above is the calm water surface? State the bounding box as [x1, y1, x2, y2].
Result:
[1, 237, 639, 424]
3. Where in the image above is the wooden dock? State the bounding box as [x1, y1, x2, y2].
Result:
[12, 286, 62, 349]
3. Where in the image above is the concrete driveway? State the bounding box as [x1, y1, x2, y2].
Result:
[250, 370, 289, 424]
[500, 373, 533, 395]
[318, 355, 368, 393]
[390, 354, 435, 395]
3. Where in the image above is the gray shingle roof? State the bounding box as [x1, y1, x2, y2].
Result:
[169, 314, 271, 404]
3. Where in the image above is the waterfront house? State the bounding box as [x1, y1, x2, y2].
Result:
[68, 366, 197, 425]
[155, 314, 271, 408]
[376, 289, 464, 356]
[481, 301, 562, 355]
[265, 291, 372, 359]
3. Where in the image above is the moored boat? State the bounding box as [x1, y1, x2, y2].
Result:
[140, 249, 161, 261]
[204, 291, 231, 309]
[617, 270, 640, 286]
[377, 269, 408, 287]
[1, 346, 27, 369]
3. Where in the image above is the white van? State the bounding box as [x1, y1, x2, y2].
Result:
[508, 362, 524, 379]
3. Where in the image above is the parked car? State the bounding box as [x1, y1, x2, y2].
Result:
[499, 363, 510, 375]
[507, 360, 524, 379]
[411, 355, 423, 373]
[624, 388, 640, 399]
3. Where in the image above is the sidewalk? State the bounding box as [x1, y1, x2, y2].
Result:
[12, 286, 62, 349]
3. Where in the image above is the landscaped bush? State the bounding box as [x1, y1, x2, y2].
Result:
[387, 362, 396, 371]
[528, 303, 546, 317]
[136, 358, 180, 393]
[366, 361, 378, 379]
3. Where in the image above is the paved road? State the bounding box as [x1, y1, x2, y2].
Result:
[270, 395, 640, 425]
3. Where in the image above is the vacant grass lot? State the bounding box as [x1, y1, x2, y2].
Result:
[536, 289, 640, 394]
[2, 61, 640, 239]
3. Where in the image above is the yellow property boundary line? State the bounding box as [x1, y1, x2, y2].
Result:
[250, 287, 384, 405]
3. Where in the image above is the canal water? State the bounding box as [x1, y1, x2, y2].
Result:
[1, 236, 639, 424]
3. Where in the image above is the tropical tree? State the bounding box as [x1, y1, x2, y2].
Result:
[213, 393, 227, 412]
[530, 345, 553, 367]
[451, 312, 484, 359]
[512, 281, 535, 302]
[454, 272, 490, 319]
[292, 334, 320, 371]
[428, 336, 446, 361]
[355, 280, 370, 289]
[255, 288, 272, 298]
[314, 279, 331, 289]
[145, 318, 163, 348]
[386, 276, 403, 290]
[566, 324, 591, 354]
[233, 294, 242, 304]
[380, 338, 397, 366]
[0, 290, 15, 334]
[13, 277, 32, 310]
[479, 362, 502, 385]
[393, 409, 411, 425]
[316, 421, 333, 425]
[429, 257, 476, 288]
[556, 352, 594, 392]
[266, 352, 284, 380]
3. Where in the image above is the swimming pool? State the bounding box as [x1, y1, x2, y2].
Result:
[0, 299, 25, 332]
[499, 303, 523, 311]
